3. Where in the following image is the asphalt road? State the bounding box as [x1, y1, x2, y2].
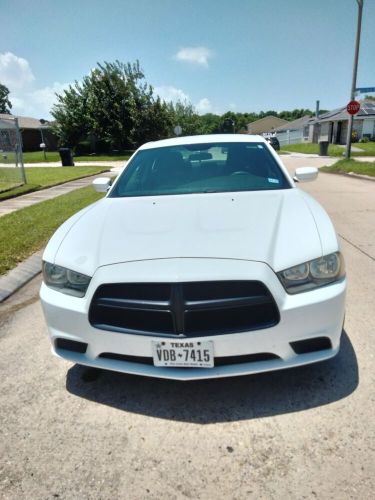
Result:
[0, 158, 374, 500]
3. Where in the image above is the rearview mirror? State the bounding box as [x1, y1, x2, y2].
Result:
[92, 177, 111, 192]
[294, 167, 318, 183]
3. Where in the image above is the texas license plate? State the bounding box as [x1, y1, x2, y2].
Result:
[152, 340, 214, 368]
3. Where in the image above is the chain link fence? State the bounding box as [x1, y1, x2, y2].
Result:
[0, 116, 26, 193]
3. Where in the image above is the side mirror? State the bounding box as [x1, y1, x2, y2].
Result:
[294, 167, 318, 183]
[92, 177, 111, 192]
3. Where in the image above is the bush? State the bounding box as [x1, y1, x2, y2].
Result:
[74, 141, 92, 155]
[359, 136, 370, 143]
[351, 130, 359, 143]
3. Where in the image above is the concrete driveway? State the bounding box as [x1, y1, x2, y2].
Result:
[0, 159, 374, 499]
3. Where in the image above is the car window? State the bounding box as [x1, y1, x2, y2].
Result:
[110, 142, 291, 198]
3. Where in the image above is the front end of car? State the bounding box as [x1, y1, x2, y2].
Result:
[40, 135, 347, 381]
[40, 254, 346, 381]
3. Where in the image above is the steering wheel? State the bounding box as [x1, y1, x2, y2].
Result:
[231, 170, 249, 175]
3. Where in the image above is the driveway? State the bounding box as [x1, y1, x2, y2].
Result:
[0, 159, 374, 499]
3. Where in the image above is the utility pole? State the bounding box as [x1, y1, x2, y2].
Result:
[14, 117, 27, 184]
[345, 0, 364, 159]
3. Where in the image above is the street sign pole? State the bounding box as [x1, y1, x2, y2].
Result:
[345, 0, 364, 160]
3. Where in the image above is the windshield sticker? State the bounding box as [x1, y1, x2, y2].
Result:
[268, 178, 280, 184]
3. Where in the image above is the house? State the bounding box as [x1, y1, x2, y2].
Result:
[312, 100, 375, 144]
[274, 115, 315, 146]
[246, 115, 289, 135]
[0, 113, 57, 151]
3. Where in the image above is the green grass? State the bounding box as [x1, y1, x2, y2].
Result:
[21, 151, 132, 163]
[321, 159, 375, 177]
[281, 142, 375, 157]
[354, 142, 375, 156]
[21, 151, 60, 163]
[280, 143, 345, 156]
[75, 153, 131, 161]
[0, 166, 110, 200]
[0, 185, 105, 275]
[0, 183, 39, 200]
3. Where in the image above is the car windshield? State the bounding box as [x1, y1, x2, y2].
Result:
[110, 141, 291, 198]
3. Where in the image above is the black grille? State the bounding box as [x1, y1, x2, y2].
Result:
[98, 352, 280, 366]
[89, 281, 279, 337]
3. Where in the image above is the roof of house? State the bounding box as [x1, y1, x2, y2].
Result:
[274, 115, 314, 132]
[246, 115, 289, 134]
[0, 114, 52, 129]
[315, 100, 375, 123]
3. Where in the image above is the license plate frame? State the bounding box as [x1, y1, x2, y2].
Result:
[152, 340, 214, 368]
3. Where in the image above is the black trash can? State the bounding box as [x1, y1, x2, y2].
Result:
[319, 141, 329, 156]
[59, 148, 74, 166]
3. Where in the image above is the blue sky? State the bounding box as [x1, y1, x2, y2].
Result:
[1, 0, 374, 119]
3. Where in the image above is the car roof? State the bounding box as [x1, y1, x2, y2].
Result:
[139, 134, 266, 150]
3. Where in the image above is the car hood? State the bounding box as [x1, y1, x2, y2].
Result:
[50, 189, 325, 276]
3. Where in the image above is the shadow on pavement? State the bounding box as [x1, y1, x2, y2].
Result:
[66, 330, 358, 423]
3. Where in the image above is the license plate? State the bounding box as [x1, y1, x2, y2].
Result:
[152, 340, 214, 368]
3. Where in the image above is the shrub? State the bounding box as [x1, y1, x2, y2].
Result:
[359, 136, 370, 143]
[351, 130, 359, 143]
[74, 141, 92, 155]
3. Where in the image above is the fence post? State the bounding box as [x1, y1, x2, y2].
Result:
[15, 118, 27, 184]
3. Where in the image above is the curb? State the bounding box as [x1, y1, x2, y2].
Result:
[320, 170, 375, 182]
[0, 250, 43, 303]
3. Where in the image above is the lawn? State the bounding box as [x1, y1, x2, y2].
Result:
[281, 142, 375, 157]
[353, 142, 375, 156]
[21, 151, 133, 163]
[280, 143, 346, 156]
[321, 159, 375, 177]
[0, 166, 110, 200]
[0, 185, 105, 275]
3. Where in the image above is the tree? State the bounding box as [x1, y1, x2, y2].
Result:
[167, 100, 201, 136]
[364, 95, 375, 101]
[197, 113, 221, 134]
[52, 60, 172, 151]
[0, 83, 12, 114]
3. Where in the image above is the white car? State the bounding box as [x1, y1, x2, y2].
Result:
[40, 135, 346, 380]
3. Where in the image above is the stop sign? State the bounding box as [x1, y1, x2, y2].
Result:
[346, 100, 361, 115]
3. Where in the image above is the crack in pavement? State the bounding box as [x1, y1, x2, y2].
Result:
[339, 234, 375, 262]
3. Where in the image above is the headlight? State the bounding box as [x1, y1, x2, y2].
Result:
[42, 262, 91, 297]
[277, 252, 345, 294]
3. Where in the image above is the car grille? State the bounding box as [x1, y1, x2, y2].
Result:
[98, 352, 280, 366]
[89, 281, 279, 338]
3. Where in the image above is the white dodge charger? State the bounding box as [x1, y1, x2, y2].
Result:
[40, 135, 346, 380]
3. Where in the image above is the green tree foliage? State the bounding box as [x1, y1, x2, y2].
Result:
[52, 59, 333, 149]
[52, 61, 172, 151]
[0, 83, 12, 114]
[167, 100, 202, 136]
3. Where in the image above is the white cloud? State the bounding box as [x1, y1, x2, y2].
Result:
[0, 51, 71, 118]
[195, 98, 212, 114]
[154, 85, 190, 104]
[11, 82, 70, 118]
[175, 47, 213, 67]
[0, 52, 35, 89]
[155, 85, 216, 115]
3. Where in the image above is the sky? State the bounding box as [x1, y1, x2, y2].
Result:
[1, 0, 374, 119]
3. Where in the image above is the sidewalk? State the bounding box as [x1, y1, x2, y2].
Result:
[286, 152, 375, 162]
[0, 168, 122, 218]
[0, 160, 125, 168]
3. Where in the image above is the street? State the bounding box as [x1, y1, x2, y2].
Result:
[0, 157, 374, 500]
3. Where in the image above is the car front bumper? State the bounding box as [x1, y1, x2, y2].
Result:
[40, 258, 346, 380]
